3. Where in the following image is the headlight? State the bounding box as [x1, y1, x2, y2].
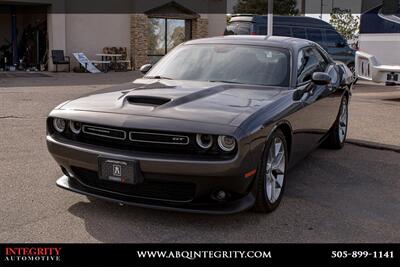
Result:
[217, 135, 236, 152]
[196, 134, 213, 149]
[69, 121, 82, 134]
[53, 118, 66, 133]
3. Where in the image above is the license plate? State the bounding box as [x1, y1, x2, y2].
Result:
[387, 73, 399, 82]
[98, 157, 136, 184]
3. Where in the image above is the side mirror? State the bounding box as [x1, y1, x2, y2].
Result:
[140, 64, 152, 74]
[312, 72, 331, 85]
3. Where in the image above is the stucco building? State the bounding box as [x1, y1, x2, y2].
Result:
[0, 0, 227, 71]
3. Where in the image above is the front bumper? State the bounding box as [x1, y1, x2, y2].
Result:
[47, 135, 259, 214]
[57, 175, 255, 214]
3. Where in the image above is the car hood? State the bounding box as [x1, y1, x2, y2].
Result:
[60, 79, 285, 127]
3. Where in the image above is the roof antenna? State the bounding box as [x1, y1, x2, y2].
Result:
[267, 0, 274, 37]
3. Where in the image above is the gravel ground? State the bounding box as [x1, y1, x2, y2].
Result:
[0, 72, 399, 243]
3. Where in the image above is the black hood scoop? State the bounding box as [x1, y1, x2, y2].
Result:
[127, 95, 171, 106]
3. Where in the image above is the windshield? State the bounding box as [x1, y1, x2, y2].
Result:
[146, 44, 290, 87]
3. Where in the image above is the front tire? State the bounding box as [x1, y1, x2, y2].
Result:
[323, 96, 348, 149]
[254, 129, 288, 213]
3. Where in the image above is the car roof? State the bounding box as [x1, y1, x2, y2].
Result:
[230, 15, 334, 29]
[185, 35, 315, 51]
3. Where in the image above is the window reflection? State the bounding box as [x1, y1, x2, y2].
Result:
[148, 18, 166, 56]
[148, 18, 188, 64]
[167, 19, 185, 52]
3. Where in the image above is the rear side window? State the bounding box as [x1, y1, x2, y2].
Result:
[292, 27, 306, 39]
[325, 30, 344, 45]
[274, 26, 291, 37]
[256, 24, 267, 35]
[306, 28, 323, 44]
[224, 22, 252, 35]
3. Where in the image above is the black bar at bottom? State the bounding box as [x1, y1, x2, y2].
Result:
[0, 244, 399, 266]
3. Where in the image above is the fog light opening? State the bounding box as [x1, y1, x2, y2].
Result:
[212, 190, 229, 202]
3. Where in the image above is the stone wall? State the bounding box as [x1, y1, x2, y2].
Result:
[130, 14, 149, 70]
[192, 18, 209, 39]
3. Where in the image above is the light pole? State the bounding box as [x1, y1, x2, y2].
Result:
[320, 0, 323, 19]
[267, 0, 273, 36]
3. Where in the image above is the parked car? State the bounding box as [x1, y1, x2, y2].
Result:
[225, 15, 356, 79]
[47, 36, 353, 214]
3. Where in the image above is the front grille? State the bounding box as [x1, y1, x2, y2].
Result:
[71, 167, 196, 202]
[47, 118, 237, 159]
[79, 125, 203, 155]
[82, 125, 126, 140]
[129, 131, 189, 145]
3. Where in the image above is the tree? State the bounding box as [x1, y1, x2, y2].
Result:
[167, 26, 185, 50]
[330, 8, 360, 41]
[233, 0, 298, 15]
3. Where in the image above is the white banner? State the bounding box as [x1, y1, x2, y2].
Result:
[73, 53, 101, 74]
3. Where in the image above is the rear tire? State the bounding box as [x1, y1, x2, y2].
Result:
[322, 96, 348, 149]
[348, 63, 358, 85]
[253, 129, 288, 213]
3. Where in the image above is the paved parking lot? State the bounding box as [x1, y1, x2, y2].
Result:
[0, 72, 399, 242]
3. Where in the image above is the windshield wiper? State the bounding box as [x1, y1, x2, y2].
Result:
[145, 75, 174, 80]
[209, 80, 245, 84]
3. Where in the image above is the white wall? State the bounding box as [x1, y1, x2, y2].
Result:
[65, 14, 131, 68]
[359, 34, 400, 65]
[207, 14, 227, 37]
[47, 13, 66, 71]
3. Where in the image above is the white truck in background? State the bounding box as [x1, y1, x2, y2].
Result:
[356, 1, 400, 85]
[356, 51, 400, 85]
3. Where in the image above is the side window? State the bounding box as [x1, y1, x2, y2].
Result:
[292, 27, 306, 39]
[325, 30, 344, 46]
[306, 28, 323, 44]
[297, 47, 328, 84]
[274, 26, 291, 37]
[312, 48, 329, 71]
[256, 24, 267, 35]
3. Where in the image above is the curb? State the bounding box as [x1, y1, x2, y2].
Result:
[346, 139, 400, 153]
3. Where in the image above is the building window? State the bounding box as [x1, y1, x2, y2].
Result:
[148, 18, 190, 64]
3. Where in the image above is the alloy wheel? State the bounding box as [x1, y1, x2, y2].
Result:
[349, 65, 357, 83]
[338, 99, 348, 143]
[265, 137, 286, 204]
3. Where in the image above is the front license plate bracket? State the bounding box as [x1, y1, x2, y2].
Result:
[98, 156, 144, 185]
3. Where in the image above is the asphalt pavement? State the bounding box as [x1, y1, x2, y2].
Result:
[0, 72, 399, 243]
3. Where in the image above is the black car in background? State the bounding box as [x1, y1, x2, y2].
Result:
[225, 15, 356, 75]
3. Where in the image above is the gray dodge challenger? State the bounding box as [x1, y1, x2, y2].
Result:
[47, 36, 353, 214]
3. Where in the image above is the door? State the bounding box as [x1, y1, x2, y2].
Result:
[289, 46, 339, 162]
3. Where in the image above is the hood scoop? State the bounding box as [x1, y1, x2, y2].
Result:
[127, 95, 171, 106]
